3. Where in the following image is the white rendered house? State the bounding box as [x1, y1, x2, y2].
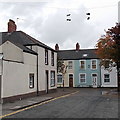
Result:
[0, 19, 57, 103]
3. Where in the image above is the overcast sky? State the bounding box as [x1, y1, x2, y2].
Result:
[0, 0, 119, 50]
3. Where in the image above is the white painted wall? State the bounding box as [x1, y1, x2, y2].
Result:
[1, 42, 57, 99]
[101, 66, 117, 87]
[2, 52, 37, 98]
[0, 60, 2, 75]
[2, 41, 23, 62]
[37, 46, 57, 91]
[26, 45, 57, 91]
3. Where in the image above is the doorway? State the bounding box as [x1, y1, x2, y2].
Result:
[92, 74, 97, 88]
[69, 74, 73, 87]
[45, 71, 49, 93]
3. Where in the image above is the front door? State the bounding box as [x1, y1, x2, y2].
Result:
[92, 74, 97, 88]
[69, 74, 73, 87]
[45, 71, 49, 93]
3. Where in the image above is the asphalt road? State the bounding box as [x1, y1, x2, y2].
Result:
[4, 88, 119, 119]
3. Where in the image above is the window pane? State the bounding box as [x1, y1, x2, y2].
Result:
[92, 60, 96, 69]
[80, 61, 85, 69]
[80, 74, 85, 83]
[29, 74, 34, 88]
[51, 52, 54, 66]
[45, 50, 48, 65]
[51, 71, 55, 87]
[57, 75, 62, 83]
[104, 74, 110, 82]
[68, 61, 72, 69]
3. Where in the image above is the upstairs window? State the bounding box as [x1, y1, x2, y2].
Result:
[80, 60, 85, 69]
[91, 60, 97, 69]
[29, 74, 34, 88]
[68, 61, 73, 69]
[104, 74, 110, 82]
[105, 60, 109, 69]
[45, 50, 48, 65]
[51, 52, 54, 66]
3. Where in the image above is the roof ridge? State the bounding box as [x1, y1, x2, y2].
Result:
[58, 48, 97, 52]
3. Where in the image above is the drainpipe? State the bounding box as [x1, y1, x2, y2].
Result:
[36, 54, 39, 96]
[99, 60, 102, 87]
[0, 53, 4, 103]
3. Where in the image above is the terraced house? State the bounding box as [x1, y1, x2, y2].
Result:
[56, 43, 117, 88]
[0, 19, 57, 103]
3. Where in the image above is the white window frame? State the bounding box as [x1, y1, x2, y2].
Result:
[68, 61, 73, 69]
[50, 71, 55, 87]
[91, 59, 97, 70]
[51, 51, 54, 66]
[57, 74, 63, 84]
[29, 73, 34, 88]
[104, 74, 110, 83]
[45, 50, 48, 65]
[80, 60, 86, 70]
[79, 73, 86, 83]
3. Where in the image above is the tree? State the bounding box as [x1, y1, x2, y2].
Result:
[96, 23, 120, 92]
[57, 57, 68, 90]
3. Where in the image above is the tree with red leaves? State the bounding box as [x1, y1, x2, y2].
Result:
[96, 23, 120, 92]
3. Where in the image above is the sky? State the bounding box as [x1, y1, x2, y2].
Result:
[0, 0, 119, 50]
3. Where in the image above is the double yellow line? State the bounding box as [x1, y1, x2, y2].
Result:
[0, 91, 79, 118]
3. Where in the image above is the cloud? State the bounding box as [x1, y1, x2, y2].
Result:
[0, 0, 119, 50]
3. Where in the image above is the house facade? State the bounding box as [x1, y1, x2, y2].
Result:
[101, 65, 117, 87]
[0, 19, 57, 103]
[56, 43, 117, 88]
[56, 43, 101, 88]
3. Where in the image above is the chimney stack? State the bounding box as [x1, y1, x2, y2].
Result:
[8, 19, 17, 32]
[55, 44, 59, 51]
[76, 42, 80, 50]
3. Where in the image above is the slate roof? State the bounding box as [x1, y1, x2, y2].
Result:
[57, 49, 99, 60]
[0, 31, 55, 55]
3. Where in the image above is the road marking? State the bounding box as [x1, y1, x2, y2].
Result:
[0, 91, 79, 118]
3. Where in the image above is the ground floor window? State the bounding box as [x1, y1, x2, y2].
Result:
[51, 71, 55, 87]
[29, 73, 34, 88]
[104, 74, 110, 82]
[79, 74, 86, 83]
[57, 74, 63, 84]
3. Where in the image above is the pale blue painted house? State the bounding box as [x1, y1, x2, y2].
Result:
[57, 43, 101, 88]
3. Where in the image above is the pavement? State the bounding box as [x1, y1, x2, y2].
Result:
[1, 88, 77, 116]
[0, 87, 119, 117]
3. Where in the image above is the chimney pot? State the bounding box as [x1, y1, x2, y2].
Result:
[55, 44, 59, 51]
[8, 19, 17, 32]
[76, 42, 80, 50]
